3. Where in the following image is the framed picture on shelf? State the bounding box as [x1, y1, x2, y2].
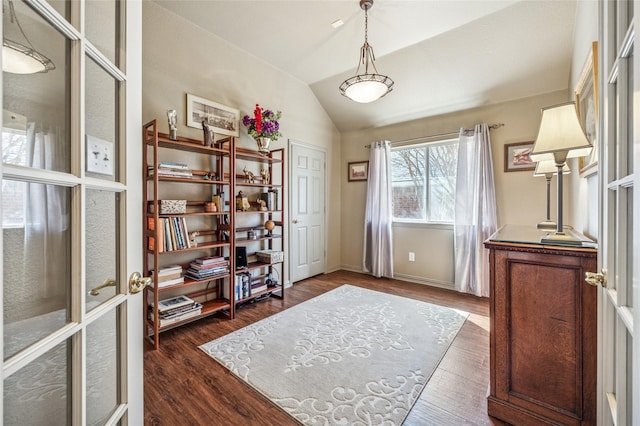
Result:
[348, 161, 369, 181]
[186, 93, 240, 137]
[504, 141, 535, 172]
[575, 41, 598, 175]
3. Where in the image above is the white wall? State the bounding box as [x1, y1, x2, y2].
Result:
[568, 0, 599, 240]
[339, 91, 569, 288]
[142, 2, 343, 281]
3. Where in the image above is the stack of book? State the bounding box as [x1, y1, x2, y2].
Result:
[185, 256, 229, 281]
[151, 295, 202, 327]
[152, 265, 184, 288]
[155, 161, 192, 178]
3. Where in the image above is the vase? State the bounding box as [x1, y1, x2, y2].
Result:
[254, 137, 271, 154]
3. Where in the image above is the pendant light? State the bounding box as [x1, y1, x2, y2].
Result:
[2, 0, 55, 74]
[339, 0, 394, 103]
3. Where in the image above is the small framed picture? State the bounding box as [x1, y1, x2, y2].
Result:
[186, 93, 239, 137]
[504, 142, 535, 172]
[348, 161, 369, 181]
[575, 41, 598, 175]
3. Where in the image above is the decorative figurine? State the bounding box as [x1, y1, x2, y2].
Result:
[243, 166, 255, 183]
[260, 167, 270, 185]
[256, 198, 268, 211]
[167, 109, 178, 140]
[189, 231, 199, 247]
[202, 120, 214, 147]
[236, 190, 250, 211]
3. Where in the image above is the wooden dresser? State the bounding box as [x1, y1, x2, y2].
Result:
[484, 225, 597, 425]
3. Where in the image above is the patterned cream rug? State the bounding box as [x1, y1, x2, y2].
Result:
[200, 284, 468, 425]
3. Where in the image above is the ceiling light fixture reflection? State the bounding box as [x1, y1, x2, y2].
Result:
[339, 0, 393, 103]
[2, 0, 55, 74]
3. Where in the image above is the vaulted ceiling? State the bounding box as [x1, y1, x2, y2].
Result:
[153, 0, 577, 133]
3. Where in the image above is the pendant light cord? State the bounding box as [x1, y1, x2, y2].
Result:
[8, 0, 37, 51]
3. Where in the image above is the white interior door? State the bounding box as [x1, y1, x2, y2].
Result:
[598, 1, 638, 424]
[289, 141, 326, 283]
[1, 1, 143, 424]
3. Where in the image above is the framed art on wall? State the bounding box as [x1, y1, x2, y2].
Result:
[575, 41, 598, 175]
[504, 142, 535, 172]
[348, 161, 369, 181]
[186, 93, 240, 137]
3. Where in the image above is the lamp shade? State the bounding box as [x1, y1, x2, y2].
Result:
[530, 102, 592, 162]
[533, 160, 570, 176]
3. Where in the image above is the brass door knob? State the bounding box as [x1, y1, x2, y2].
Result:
[585, 269, 607, 287]
[129, 272, 151, 294]
[292, 219, 298, 224]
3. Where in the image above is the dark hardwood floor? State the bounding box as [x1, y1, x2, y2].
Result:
[144, 270, 504, 425]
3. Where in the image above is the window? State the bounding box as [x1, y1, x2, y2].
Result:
[2, 112, 28, 228]
[391, 138, 458, 223]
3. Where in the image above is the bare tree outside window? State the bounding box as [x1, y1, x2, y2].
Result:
[391, 139, 458, 222]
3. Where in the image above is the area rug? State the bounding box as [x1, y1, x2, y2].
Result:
[200, 284, 468, 425]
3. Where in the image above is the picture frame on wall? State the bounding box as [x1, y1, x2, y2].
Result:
[575, 41, 598, 175]
[186, 93, 240, 137]
[504, 141, 535, 172]
[348, 161, 369, 181]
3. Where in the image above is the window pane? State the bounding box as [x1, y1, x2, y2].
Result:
[3, 181, 71, 359]
[87, 308, 120, 425]
[428, 143, 458, 221]
[85, 189, 118, 312]
[391, 147, 426, 219]
[85, 0, 119, 66]
[3, 0, 70, 173]
[391, 140, 458, 222]
[85, 55, 119, 181]
[4, 339, 70, 425]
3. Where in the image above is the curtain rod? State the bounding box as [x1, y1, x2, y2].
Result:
[364, 123, 504, 148]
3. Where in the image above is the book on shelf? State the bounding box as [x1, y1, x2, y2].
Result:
[195, 256, 226, 265]
[151, 276, 185, 288]
[154, 295, 195, 313]
[158, 308, 201, 327]
[159, 160, 189, 170]
[157, 264, 182, 276]
[251, 282, 268, 294]
[158, 301, 202, 319]
[149, 167, 193, 178]
[235, 273, 251, 300]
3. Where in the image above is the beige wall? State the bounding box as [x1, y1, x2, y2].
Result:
[142, 2, 343, 282]
[142, 1, 597, 289]
[339, 91, 569, 288]
[567, 0, 599, 240]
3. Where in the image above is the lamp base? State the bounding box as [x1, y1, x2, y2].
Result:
[540, 231, 584, 247]
[537, 220, 557, 230]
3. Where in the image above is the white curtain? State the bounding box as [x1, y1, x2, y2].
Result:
[362, 140, 394, 278]
[24, 123, 69, 298]
[454, 124, 497, 297]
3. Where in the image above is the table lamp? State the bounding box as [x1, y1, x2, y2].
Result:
[530, 102, 592, 245]
[533, 159, 570, 230]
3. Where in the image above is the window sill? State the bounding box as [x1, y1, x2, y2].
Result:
[392, 221, 453, 230]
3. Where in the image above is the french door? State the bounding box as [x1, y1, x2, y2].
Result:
[1, 1, 143, 424]
[598, 0, 638, 424]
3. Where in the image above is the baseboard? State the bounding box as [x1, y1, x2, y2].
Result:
[337, 265, 455, 291]
[392, 273, 455, 291]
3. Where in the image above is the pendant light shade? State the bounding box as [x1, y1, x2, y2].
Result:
[2, 0, 55, 74]
[339, 0, 393, 103]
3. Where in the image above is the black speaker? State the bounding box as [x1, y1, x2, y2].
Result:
[235, 246, 248, 269]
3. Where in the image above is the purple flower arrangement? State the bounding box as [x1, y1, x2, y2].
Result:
[242, 104, 282, 141]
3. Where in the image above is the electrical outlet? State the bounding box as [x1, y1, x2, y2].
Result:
[409, 252, 415, 262]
